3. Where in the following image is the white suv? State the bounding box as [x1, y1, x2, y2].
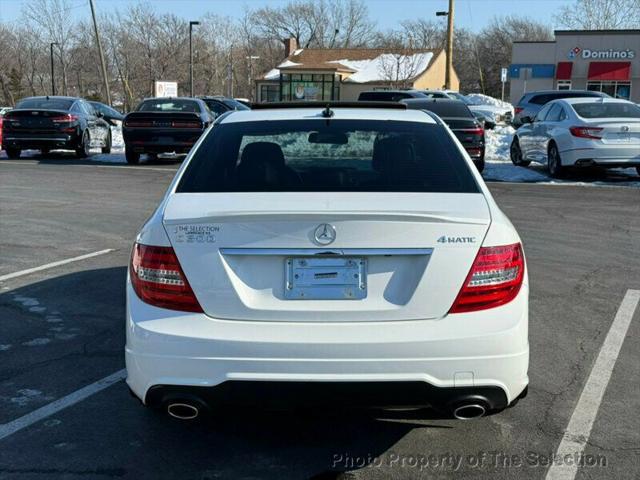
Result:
[126, 104, 529, 421]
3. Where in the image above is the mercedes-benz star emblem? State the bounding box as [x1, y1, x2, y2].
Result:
[313, 223, 336, 245]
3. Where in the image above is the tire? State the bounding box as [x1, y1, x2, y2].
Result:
[125, 146, 140, 165]
[636, 166, 640, 177]
[76, 130, 91, 158]
[5, 147, 21, 159]
[474, 158, 485, 173]
[41, 148, 50, 155]
[101, 130, 112, 154]
[510, 137, 530, 166]
[547, 143, 564, 178]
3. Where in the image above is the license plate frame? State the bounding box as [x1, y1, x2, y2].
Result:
[284, 256, 367, 300]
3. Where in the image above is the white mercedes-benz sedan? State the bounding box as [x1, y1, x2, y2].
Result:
[126, 103, 529, 421]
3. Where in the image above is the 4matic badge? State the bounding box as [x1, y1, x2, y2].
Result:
[437, 236, 476, 244]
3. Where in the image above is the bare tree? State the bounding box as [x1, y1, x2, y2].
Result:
[556, 0, 640, 29]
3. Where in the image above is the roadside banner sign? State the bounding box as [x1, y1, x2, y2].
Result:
[501, 67, 508, 83]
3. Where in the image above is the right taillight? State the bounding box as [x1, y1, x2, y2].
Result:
[514, 107, 524, 114]
[130, 243, 203, 313]
[450, 243, 525, 314]
[569, 126, 603, 139]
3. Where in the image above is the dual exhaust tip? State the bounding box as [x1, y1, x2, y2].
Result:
[165, 399, 488, 421]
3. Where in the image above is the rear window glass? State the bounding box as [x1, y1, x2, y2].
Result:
[358, 92, 418, 101]
[137, 100, 199, 113]
[177, 120, 479, 193]
[573, 102, 640, 119]
[404, 101, 473, 118]
[15, 98, 74, 110]
[221, 99, 250, 110]
[531, 92, 603, 105]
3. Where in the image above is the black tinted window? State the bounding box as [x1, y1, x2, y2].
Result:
[137, 99, 200, 112]
[178, 120, 478, 193]
[573, 102, 640, 118]
[358, 92, 418, 101]
[530, 95, 551, 105]
[404, 100, 473, 118]
[16, 98, 74, 110]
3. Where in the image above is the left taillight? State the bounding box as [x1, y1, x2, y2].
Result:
[450, 243, 525, 314]
[51, 114, 79, 123]
[130, 243, 203, 313]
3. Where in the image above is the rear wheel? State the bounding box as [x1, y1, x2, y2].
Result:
[547, 143, 564, 178]
[101, 130, 112, 154]
[5, 147, 21, 159]
[474, 158, 485, 173]
[510, 137, 530, 166]
[125, 146, 140, 165]
[76, 130, 91, 158]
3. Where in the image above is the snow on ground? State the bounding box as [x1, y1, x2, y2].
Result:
[466, 93, 514, 113]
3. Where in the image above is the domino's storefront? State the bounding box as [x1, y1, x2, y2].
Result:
[510, 30, 639, 104]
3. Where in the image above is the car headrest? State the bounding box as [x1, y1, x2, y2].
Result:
[237, 142, 288, 188]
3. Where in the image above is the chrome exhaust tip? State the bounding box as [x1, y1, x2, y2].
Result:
[167, 402, 200, 420]
[452, 403, 486, 420]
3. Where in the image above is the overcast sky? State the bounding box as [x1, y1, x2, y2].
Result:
[0, 0, 569, 32]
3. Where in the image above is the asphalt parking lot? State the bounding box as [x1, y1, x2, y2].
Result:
[0, 157, 639, 480]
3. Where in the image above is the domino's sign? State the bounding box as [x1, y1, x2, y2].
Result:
[569, 46, 635, 60]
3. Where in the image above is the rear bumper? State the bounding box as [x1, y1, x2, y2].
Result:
[123, 129, 202, 153]
[2, 132, 79, 149]
[125, 281, 529, 407]
[560, 146, 640, 167]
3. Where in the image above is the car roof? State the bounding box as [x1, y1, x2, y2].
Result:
[141, 97, 201, 102]
[19, 96, 79, 101]
[523, 90, 605, 97]
[218, 107, 436, 124]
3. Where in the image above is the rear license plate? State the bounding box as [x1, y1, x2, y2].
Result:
[285, 257, 367, 300]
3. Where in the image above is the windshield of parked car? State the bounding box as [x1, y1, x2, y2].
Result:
[15, 98, 74, 110]
[572, 102, 640, 119]
[137, 99, 199, 112]
[177, 119, 479, 193]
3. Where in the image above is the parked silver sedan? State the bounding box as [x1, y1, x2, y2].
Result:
[510, 98, 640, 177]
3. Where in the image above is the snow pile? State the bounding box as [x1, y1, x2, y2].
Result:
[485, 125, 515, 162]
[330, 52, 433, 83]
[111, 125, 124, 150]
[466, 93, 514, 114]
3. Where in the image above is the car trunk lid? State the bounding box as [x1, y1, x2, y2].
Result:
[162, 192, 491, 322]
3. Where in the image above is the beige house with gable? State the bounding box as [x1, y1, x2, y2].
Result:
[255, 38, 459, 103]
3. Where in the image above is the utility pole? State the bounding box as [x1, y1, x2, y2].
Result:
[89, 0, 111, 105]
[50, 42, 58, 96]
[436, 0, 455, 90]
[245, 55, 259, 101]
[189, 21, 200, 97]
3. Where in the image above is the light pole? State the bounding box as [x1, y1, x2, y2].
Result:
[245, 55, 259, 101]
[189, 21, 200, 97]
[50, 42, 58, 96]
[436, 0, 455, 90]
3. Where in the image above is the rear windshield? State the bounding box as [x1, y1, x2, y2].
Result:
[137, 99, 199, 113]
[177, 119, 479, 193]
[15, 98, 74, 110]
[573, 102, 640, 119]
[530, 92, 603, 105]
[222, 99, 250, 110]
[405, 101, 473, 118]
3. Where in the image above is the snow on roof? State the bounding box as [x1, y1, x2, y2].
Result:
[263, 60, 303, 80]
[260, 50, 435, 83]
[329, 52, 433, 83]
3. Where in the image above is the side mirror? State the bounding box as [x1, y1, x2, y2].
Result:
[95, 111, 104, 118]
[520, 115, 533, 124]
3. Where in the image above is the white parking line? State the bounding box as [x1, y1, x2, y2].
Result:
[545, 289, 640, 480]
[0, 161, 176, 172]
[0, 249, 115, 282]
[0, 369, 126, 441]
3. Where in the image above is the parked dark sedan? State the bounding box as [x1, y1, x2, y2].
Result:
[1, 96, 111, 158]
[402, 98, 486, 172]
[89, 101, 124, 126]
[357, 90, 428, 102]
[123, 97, 213, 164]
[199, 96, 250, 119]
